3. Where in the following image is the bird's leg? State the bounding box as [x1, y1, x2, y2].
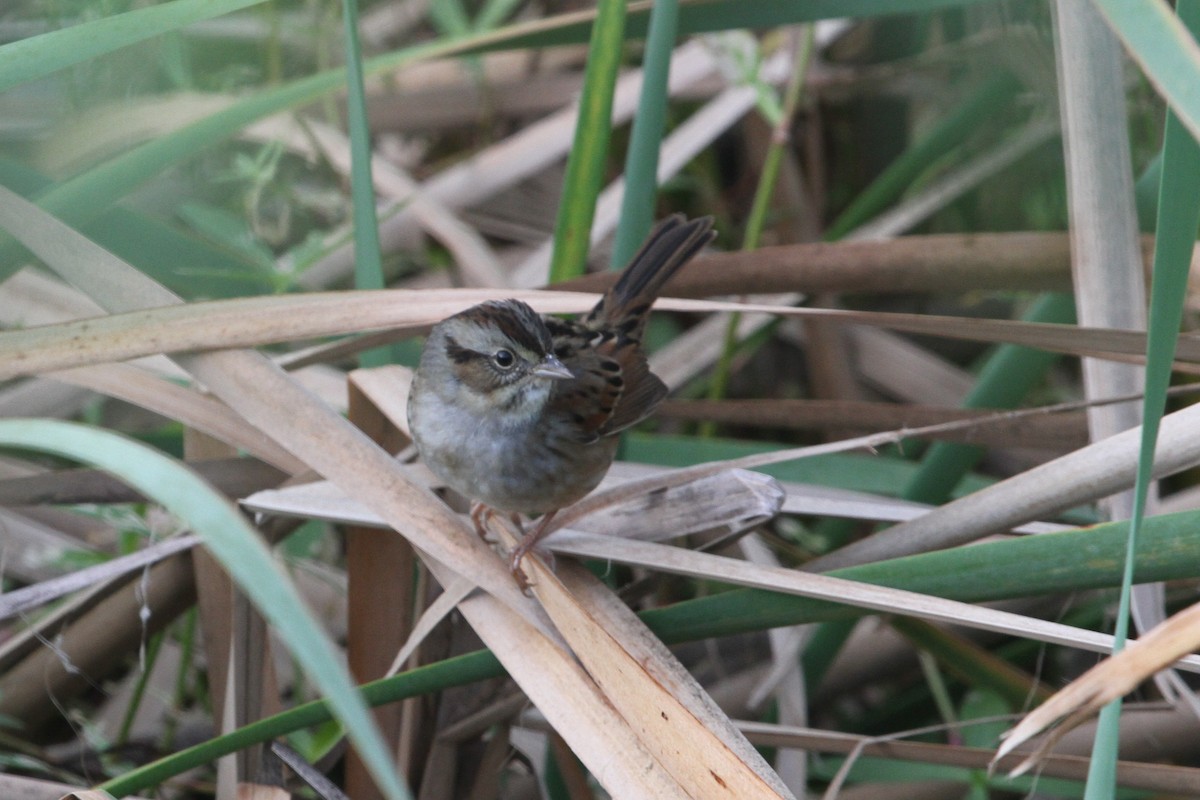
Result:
[509, 509, 559, 591]
[470, 503, 497, 541]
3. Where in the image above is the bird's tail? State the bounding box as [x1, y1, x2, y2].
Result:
[585, 214, 715, 339]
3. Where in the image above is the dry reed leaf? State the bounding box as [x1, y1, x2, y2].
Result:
[0, 535, 198, 621]
[568, 468, 782, 540]
[242, 465, 782, 543]
[651, 299, 793, 390]
[232, 785, 289, 800]
[386, 575, 474, 677]
[49, 363, 305, 474]
[842, 324, 974, 405]
[513, 552, 794, 799]
[604, 462, 993, 535]
[344, 364, 413, 437]
[287, 363, 350, 412]
[3, 288, 1187, 383]
[453, 583, 695, 797]
[995, 599, 1200, 776]
[245, 452, 1192, 676]
[0, 377, 94, 420]
[777, 485, 1070, 534]
[809, 399, 1200, 571]
[0, 266, 107, 326]
[737, 534, 809, 790]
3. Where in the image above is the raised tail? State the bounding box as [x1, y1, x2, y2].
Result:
[584, 214, 715, 339]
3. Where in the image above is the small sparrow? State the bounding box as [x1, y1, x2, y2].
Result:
[408, 215, 715, 587]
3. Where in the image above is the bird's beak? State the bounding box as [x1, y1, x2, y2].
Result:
[533, 354, 574, 380]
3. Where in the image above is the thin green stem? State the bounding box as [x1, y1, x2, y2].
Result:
[341, 0, 389, 368]
[115, 631, 166, 747]
[611, 0, 680, 267]
[701, 28, 813, 438]
[548, 0, 629, 282]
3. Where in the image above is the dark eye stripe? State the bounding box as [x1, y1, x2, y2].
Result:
[444, 335, 476, 365]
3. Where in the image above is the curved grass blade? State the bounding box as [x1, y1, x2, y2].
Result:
[1084, 1, 1200, 795]
[0, 420, 412, 800]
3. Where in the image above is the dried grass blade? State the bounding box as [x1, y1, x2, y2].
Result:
[0, 535, 199, 621]
[808, 400, 1200, 572]
[242, 465, 782, 544]
[518, 554, 794, 799]
[995, 599, 1200, 775]
[50, 364, 305, 474]
[453, 584, 695, 798]
[6, 289, 1195, 382]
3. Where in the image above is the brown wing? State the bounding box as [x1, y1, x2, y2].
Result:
[545, 319, 666, 443]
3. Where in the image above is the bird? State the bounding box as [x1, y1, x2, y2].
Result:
[407, 215, 715, 588]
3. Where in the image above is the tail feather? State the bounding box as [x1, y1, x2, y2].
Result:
[585, 215, 714, 337]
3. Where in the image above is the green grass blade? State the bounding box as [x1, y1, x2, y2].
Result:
[340, 0, 389, 367]
[0, 420, 411, 800]
[1086, 2, 1200, 794]
[1111, 0, 1200, 652]
[610, 0, 680, 268]
[342, 0, 384, 294]
[644, 507, 1200, 642]
[548, 0, 629, 282]
[0, 0, 269, 92]
[1093, 0, 1200, 145]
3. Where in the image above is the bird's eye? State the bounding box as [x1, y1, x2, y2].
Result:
[492, 349, 516, 369]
